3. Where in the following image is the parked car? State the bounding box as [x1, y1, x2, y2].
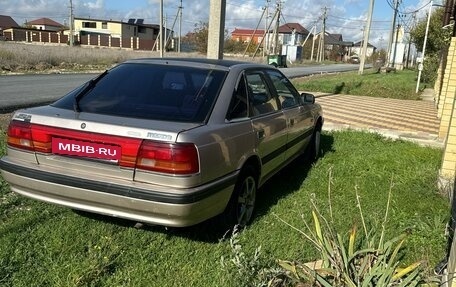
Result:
[349, 56, 360, 64]
[0, 58, 323, 228]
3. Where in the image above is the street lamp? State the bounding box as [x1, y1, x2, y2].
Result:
[415, 1, 445, 93]
[415, 1, 432, 93]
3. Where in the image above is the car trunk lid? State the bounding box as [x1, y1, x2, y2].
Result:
[7, 107, 202, 181]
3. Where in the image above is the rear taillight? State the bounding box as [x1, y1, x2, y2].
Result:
[7, 120, 51, 152]
[6, 120, 199, 175]
[136, 141, 199, 174]
[7, 121, 33, 150]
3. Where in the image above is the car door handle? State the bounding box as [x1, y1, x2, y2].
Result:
[257, 129, 265, 139]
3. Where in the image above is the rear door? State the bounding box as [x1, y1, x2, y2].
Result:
[244, 70, 288, 179]
[264, 69, 314, 160]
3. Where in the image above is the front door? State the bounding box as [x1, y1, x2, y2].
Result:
[245, 71, 288, 180]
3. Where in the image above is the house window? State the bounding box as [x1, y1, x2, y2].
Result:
[138, 26, 146, 34]
[82, 22, 96, 28]
[102, 22, 107, 29]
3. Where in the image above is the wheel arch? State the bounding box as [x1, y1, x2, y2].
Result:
[315, 116, 323, 131]
[239, 155, 261, 185]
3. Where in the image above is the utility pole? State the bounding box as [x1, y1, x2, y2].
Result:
[391, 24, 401, 68]
[359, 0, 374, 75]
[164, 14, 167, 51]
[387, 0, 400, 67]
[316, 26, 320, 61]
[252, 7, 278, 58]
[320, 7, 327, 62]
[263, 2, 269, 57]
[405, 12, 416, 68]
[178, 0, 182, 53]
[69, 0, 74, 47]
[243, 7, 266, 57]
[159, 0, 164, 57]
[272, 1, 281, 55]
[207, 0, 226, 59]
[311, 25, 316, 61]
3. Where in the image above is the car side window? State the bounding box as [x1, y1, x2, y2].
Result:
[265, 69, 300, 109]
[227, 75, 249, 120]
[246, 72, 279, 116]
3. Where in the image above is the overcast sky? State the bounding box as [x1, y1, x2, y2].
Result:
[0, 0, 442, 49]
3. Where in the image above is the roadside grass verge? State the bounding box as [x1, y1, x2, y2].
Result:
[0, 42, 264, 74]
[0, 41, 161, 73]
[0, 130, 449, 286]
[292, 69, 425, 100]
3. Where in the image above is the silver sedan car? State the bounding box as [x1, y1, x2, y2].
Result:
[0, 58, 323, 228]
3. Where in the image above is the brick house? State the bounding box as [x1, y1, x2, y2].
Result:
[0, 15, 19, 39]
[350, 40, 377, 57]
[313, 32, 353, 61]
[231, 28, 265, 45]
[276, 23, 311, 45]
[25, 18, 64, 32]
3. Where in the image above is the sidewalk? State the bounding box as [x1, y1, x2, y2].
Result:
[314, 90, 443, 147]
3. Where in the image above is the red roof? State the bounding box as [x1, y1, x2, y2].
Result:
[231, 28, 265, 36]
[26, 18, 63, 27]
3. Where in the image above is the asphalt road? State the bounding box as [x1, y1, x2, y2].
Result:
[0, 73, 97, 112]
[0, 64, 362, 112]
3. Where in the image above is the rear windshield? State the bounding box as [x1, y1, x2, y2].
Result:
[53, 63, 227, 123]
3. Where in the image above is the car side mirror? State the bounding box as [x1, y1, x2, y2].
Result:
[301, 93, 315, 104]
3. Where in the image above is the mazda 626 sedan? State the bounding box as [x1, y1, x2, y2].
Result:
[0, 58, 323, 228]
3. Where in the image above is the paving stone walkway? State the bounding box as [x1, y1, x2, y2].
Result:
[315, 93, 442, 146]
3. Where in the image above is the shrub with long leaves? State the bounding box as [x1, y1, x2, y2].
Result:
[275, 170, 430, 287]
[220, 226, 286, 287]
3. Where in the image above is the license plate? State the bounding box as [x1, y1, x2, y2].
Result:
[52, 138, 121, 161]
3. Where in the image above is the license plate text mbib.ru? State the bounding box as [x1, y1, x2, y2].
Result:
[52, 138, 121, 160]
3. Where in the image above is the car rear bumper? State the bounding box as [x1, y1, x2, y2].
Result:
[0, 157, 237, 227]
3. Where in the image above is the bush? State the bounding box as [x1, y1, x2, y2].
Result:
[419, 53, 440, 85]
[220, 226, 285, 286]
[220, 170, 443, 286]
[274, 171, 442, 286]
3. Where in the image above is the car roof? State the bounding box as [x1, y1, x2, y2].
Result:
[124, 57, 268, 69]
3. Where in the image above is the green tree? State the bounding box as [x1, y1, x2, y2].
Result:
[183, 22, 257, 55]
[410, 7, 451, 83]
[183, 22, 209, 54]
[410, 8, 450, 55]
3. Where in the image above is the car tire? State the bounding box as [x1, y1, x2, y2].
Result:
[309, 127, 321, 161]
[222, 166, 257, 228]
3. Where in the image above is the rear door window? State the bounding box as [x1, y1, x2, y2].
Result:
[245, 72, 279, 116]
[227, 75, 250, 120]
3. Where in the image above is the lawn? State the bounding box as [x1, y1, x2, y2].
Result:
[291, 69, 425, 100]
[0, 129, 449, 286]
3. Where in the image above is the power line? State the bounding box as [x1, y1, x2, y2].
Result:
[405, 1, 432, 14]
[328, 14, 391, 23]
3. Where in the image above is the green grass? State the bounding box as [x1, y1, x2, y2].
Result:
[0, 130, 449, 286]
[292, 69, 426, 100]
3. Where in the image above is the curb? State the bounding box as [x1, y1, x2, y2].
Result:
[323, 123, 443, 148]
